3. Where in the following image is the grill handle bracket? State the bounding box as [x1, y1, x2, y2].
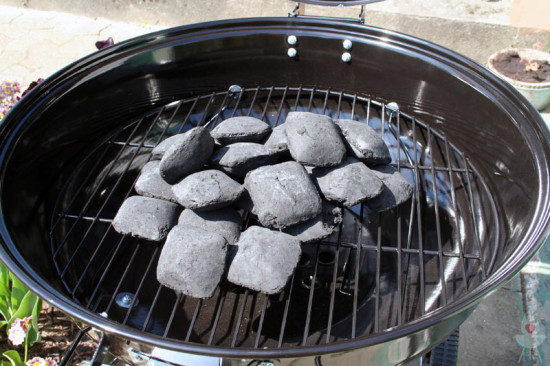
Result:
[289, 3, 366, 24]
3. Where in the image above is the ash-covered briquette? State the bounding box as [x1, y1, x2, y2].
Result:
[209, 142, 279, 177]
[172, 169, 244, 211]
[112, 196, 181, 241]
[157, 225, 227, 299]
[366, 165, 414, 212]
[151, 133, 187, 160]
[284, 111, 346, 167]
[159, 127, 214, 184]
[284, 201, 343, 243]
[227, 226, 301, 294]
[309, 156, 384, 207]
[134, 160, 177, 202]
[211, 116, 271, 145]
[178, 208, 242, 245]
[244, 161, 322, 229]
[264, 124, 289, 157]
[334, 119, 392, 165]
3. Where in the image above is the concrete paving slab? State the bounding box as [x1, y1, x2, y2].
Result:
[458, 277, 523, 365]
[0, 5, 162, 88]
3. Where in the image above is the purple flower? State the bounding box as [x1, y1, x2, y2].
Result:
[95, 37, 114, 50]
[0, 79, 21, 98]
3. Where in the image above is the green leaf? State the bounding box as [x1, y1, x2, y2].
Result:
[0, 264, 10, 298]
[26, 326, 40, 348]
[31, 298, 41, 328]
[8, 291, 38, 325]
[2, 350, 24, 366]
[8, 274, 28, 312]
[26, 297, 42, 346]
[0, 295, 11, 324]
[0, 265, 11, 320]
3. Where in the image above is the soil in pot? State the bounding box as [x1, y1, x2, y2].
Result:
[492, 50, 550, 83]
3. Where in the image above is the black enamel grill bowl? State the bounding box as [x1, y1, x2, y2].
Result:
[1, 18, 550, 365]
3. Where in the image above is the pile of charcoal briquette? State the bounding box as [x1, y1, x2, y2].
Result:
[111, 111, 413, 299]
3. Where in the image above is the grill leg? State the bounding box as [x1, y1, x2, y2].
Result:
[90, 334, 111, 366]
[59, 326, 91, 366]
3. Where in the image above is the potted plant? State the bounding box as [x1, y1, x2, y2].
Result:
[487, 42, 550, 111]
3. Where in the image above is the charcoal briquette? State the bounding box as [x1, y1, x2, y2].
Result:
[134, 160, 177, 202]
[284, 201, 343, 243]
[209, 142, 279, 177]
[112, 196, 181, 241]
[284, 112, 346, 167]
[211, 116, 271, 145]
[151, 133, 187, 160]
[157, 225, 227, 299]
[227, 226, 301, 294]
[178, 208, 242, 244]
[335, 119, 391, 165]
[310, 156, 384, 207]
[172, 169, 244, 210]
[244, 161, 322, 228]
[366, 165, 414, 211]
[159, 127, 214, 184]
[264, 124, 289, 156]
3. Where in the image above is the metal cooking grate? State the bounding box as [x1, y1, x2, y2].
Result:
[49, 86, 500, 349]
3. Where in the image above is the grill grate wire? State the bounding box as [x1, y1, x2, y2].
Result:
[49, 86, 501, 349]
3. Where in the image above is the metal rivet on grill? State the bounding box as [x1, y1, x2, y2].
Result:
[341, 52, 352, 63]
[288, 48, 297, 58]
[287, 35, 297, 45]
[115, 292, 138, 308]
[228, 85, 243, 100]
[386, 102, 400, 114]
[343, 39, 353, 50]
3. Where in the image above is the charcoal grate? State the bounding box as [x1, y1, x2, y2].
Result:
[49, 86, 500, 349]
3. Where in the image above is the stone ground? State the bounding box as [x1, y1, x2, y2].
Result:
[1, 1, 550, 365]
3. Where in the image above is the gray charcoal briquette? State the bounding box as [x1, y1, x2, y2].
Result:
[310, 156, 384, 207]
[134, 161, 177, 202]
[244, 161, 322, 228]
[335, 119, 391, 165]
[209, 142, 279, 177]
[264, 124, 289, 156]
[151, 134, 187, 160]
[159, 127, 214, 184]
[172, 169, 244, 210]
[112, 196, 181, 241]
[178, 208, 242, 244]
[211, 116, 271, 145]
[227, 226, 301, 294]
[284, 112, 346, 167]
[157, 225, 227, 298]
[366, 165, 413, 211]
[284, 201, 342, 243]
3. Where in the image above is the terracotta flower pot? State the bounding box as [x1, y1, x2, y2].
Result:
[488, 48, 550, 111]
